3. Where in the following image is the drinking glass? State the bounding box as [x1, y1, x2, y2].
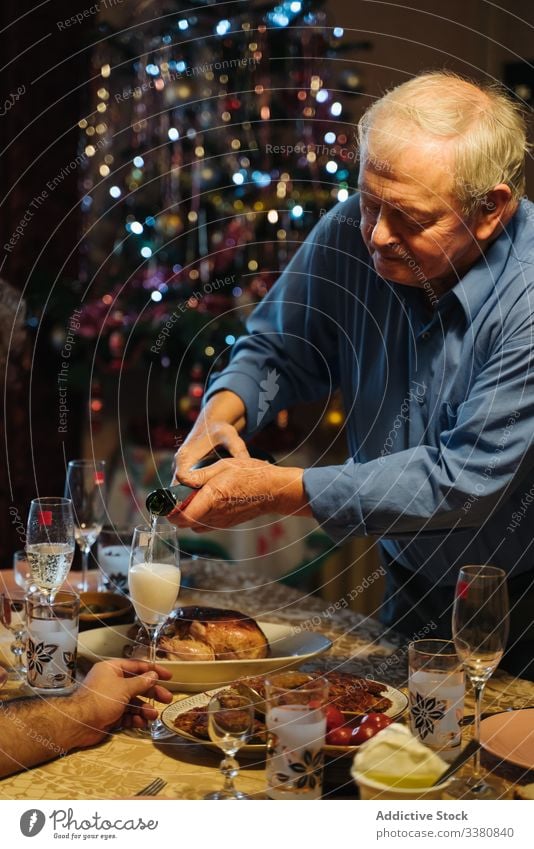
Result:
[264, 671, 329, 800]
[409, 639, 465, 762]
[448, 564, 509, 799]
[97, 525, 133, 594]
[65, 459, 107, 592]
[26, 498, 75, 602]
[13, 550, 35, 591]
[128, 520, 180, 738]
[25, 591, 80, 694]
[0, 590, 27, 677]
[205, 690, 255, 800]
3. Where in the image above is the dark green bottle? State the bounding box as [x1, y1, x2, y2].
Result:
[145, 482, 197, 516]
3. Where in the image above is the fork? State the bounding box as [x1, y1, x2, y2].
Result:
[134, 777, 167, 796]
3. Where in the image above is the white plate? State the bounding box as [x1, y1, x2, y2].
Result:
[480, 710, 534, 770]
[77, 622, 332, 692]
[161, 681, 409, 758]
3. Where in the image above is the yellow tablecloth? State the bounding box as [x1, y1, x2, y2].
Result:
[1, 577, 534, 799]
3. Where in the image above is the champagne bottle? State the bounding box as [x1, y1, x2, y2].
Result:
[145, 482, 197, 517]
[145, 446, 275, 517]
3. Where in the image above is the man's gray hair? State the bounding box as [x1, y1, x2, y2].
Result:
[358, 70, 530, 215]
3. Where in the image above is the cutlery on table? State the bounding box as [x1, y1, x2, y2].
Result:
[134, 777, 167, 796]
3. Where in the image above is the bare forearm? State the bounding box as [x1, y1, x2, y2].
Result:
[201, 389, 246, 432]
[0, 693, 97, 778]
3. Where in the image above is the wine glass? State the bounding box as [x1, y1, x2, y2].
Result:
[205, 690, 255, 800]
[64, 460, 107, 592]
[448, 564, 510, 799]
[97, 525, 133, 594]
[13, 550, 36, 591]
[26, 498, 75, 603]
[0, 590, 27, 678]
[127, 520, 180, 738]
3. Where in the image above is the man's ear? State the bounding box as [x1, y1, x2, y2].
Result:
[473, 184, 515, 241]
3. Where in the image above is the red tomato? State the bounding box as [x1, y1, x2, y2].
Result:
[349, 723, 382, 745]
[359, 713, 393, 731]
[324, 704, 345, 731]
[326, 725, 359, 746]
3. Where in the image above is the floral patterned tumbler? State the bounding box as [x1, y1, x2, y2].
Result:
[25, 591, 80, 694]
[408, 639, 465, 763]
[265, 672, 329, 800]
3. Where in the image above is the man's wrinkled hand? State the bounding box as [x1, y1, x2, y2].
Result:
[167, 458, 310, 530]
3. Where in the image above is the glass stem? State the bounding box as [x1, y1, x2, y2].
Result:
[220, 757, 238, 795]
[147, 626, 159, 718]
[81, 548, 90, 592]
[472, 680, 486, 781]
[12, 638, 24, 669]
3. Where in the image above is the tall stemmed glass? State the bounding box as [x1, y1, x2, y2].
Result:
[128, 520, 180, 738]
[449, 564, 509, 799]
[26, 497, 75, 603]
[0, 591, 28, 678]
[65, 460, 106, 592]
[205, 690, 255, 800]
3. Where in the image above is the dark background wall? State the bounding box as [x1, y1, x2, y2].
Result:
[328, 0, 534, 190]
[1, 1, 91, 563]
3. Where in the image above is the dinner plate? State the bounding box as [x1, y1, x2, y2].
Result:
[480, 710, 534, 770]
[160, 681, 408, 758]
[77, 622, 332, 692]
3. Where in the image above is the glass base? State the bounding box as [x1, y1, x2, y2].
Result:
[443, 775, 508, 800]
[150, 718, 175, 741]
[122, 727, 153, 739]
[27, 682, 77, 696]
[204, 789, 250, 800]
[121, 719, 174, 740]
[4, 664, 27, 681]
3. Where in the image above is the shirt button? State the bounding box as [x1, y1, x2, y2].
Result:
[421, 331, 431, 340]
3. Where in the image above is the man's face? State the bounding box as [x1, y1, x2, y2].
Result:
[359, 139, 482, 293]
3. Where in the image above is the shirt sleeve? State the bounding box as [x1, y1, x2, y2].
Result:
[203, 214, 341, 437]
[303, 332, 534, 543]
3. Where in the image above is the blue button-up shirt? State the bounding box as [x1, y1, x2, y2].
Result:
[205, 194, 534, 585]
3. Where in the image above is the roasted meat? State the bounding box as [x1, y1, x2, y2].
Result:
[239, 671, 392, 714]
[174, 705, 267, 743]
[125, 606, 269, 661]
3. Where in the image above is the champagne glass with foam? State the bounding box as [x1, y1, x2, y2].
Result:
[128, 519, 180, 738]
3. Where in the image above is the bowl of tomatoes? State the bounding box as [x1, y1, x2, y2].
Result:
[324, 706, 396, 758]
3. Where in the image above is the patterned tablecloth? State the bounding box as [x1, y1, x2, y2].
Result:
[1, 576, 534, 800]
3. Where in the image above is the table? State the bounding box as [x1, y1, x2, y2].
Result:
[1, 575, 534, 800]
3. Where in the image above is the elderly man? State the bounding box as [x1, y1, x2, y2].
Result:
[0, 660, 171, 778]
[171, 72, 534, 678]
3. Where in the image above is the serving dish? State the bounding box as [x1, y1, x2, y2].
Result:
[160, 680, 408, 758]
[78, 592, 132, 631]
[77, 622, 332, 692]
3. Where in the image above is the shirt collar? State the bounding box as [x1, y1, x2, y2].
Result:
[447, 208, 517, 324]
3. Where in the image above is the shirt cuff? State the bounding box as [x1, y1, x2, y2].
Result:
[302, 463, 367, 544]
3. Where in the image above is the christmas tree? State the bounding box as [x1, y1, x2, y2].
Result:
[77, 0, 366, 449]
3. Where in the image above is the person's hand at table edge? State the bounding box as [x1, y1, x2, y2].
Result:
[0, 660, 172, 779]
[71, 659, 173, 743]
[167, 458, 312, 531]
